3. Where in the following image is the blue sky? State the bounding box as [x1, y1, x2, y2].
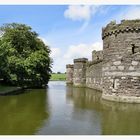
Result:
[0, 5, 140, 72]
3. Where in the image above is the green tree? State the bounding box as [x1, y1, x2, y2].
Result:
[0, 23, 52, 88]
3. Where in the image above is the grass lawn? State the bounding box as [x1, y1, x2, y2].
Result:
[50, 73, 66, 81]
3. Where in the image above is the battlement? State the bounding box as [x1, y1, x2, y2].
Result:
[102, 19, 140, 39]
[66, 64, 74, 68]
[74, 58, 88, 63]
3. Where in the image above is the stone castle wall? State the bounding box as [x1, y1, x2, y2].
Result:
[86, 51, 103, 91]
[66, 19, 140, 103]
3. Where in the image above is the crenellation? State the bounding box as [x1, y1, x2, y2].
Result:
[102, 20, 140, 39]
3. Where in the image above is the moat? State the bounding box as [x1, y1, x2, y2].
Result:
[0, 81, 140, 135]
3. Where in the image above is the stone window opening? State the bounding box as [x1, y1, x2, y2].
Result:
[112, 79, 115, 88]
[131, 44, 140, 54]
[132, 44, 135, 54]
[112, 78, 119, 89]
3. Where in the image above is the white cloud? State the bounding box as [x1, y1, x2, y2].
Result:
[118, 6, 140, 21]
[38, 36, 62, 72]
[39, 37, 61, 59]
[49, 42, 103, 73]
[64, 5, 101, 21]
[64, 42, 103, 61]
[78, 20, 89, 33]
[39, 37, 103, 73]
[50, 47, 61, 59]
[64, 5, 91, 21]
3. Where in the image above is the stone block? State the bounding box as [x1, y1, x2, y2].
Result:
[118, 66, 124, 70]
[111, 66, 116, 70]
[132, 61, 139, 66]
[129, 66, 135, 71]
[113, 61, 121, 65]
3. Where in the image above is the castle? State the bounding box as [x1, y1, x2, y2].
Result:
[66, 19, 140, 103]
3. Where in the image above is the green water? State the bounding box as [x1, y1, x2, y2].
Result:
[0, 81, 140, 135]
[0, 89, 49, 135]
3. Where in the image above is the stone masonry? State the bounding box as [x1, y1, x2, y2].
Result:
[66, 19, 140, 103]
[73, 58, 88, 87]
[66, 64, 74, 84]
[86, 51, 103, 91]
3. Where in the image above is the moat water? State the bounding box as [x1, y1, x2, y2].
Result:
[0, 81, 140, 135]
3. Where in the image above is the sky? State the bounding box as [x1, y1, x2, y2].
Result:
[0, 5, 140, 73]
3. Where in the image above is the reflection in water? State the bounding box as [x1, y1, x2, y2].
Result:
[66, 85, 102, 135]
[0, 89, 49, 135]
[66, 85, 140, 135]
[101, 100, 140, 135]
[0, 81, 140, 135]
[66, 85, 102, 111]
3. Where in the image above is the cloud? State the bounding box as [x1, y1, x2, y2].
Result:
[64, 5, 104, 33]
[47, 42, 103, 73]
[64, 5, 91, 21]
[64, 42, 103, 61]
[47, 46, 63, 73]
[39, 36, 103, 73]
[78, 20, 89, 33]
[118, 6, 140, 21]
[50, 47, 61, 59]
[64, 5, 101, 21]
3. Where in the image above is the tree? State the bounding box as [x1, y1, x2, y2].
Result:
[0, 23, 52, 88]
[57, 72, 61, 74]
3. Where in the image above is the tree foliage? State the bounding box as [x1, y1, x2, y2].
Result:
[0, 23, 52, 88]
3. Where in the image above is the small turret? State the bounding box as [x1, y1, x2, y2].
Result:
[73, 58, 88, 87]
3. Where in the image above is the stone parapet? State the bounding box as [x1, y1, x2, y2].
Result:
[102, 19, 140, 39]
[86, 59, 103, 67]
[66, 64, 74, 68]
[74, 58, 88, 63]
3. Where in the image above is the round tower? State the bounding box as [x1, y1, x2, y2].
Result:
[102, 19, 140, 103]
[66, 64, 74, 84]
[73, 58, 88, 87]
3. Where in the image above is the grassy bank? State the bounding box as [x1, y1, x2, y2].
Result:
[0, 85, 22, 95]
[50, 73, 66, 81]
